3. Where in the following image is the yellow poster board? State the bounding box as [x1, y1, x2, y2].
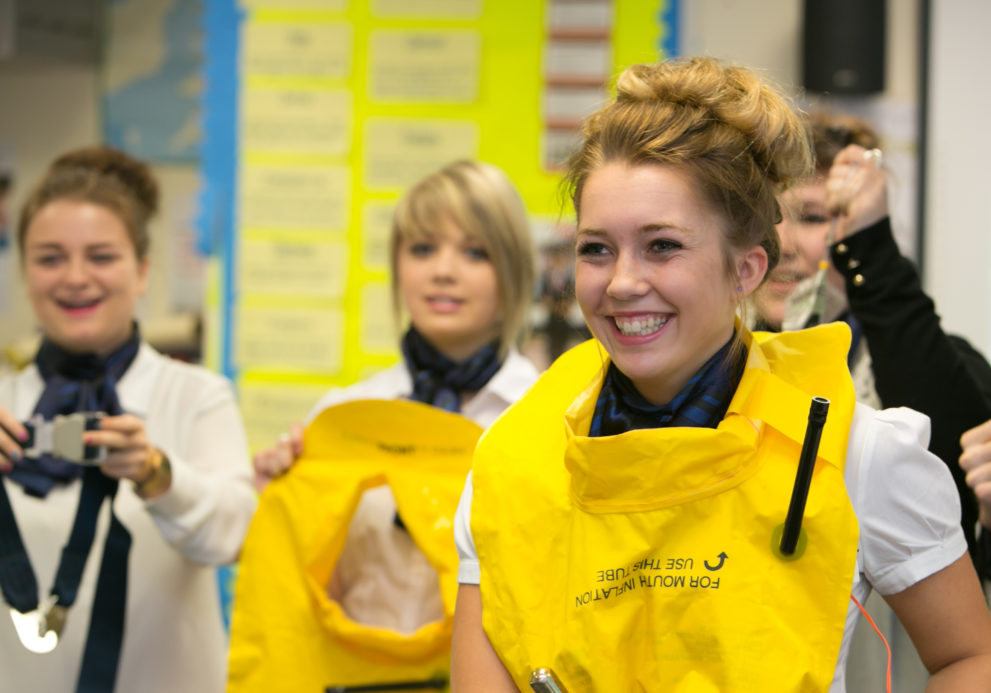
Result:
[231, 0, 668, 442]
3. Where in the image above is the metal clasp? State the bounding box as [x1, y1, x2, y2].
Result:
[24, 412, 107, 465]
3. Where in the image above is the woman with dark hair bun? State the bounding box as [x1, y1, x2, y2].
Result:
[755, 112, 991, 562]
[754, 110, 991, 692]
[0, 146, 255, 692]
[231, 160, 538, 690]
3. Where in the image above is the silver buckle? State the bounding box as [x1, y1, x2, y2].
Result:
[24, 413, 107, 465]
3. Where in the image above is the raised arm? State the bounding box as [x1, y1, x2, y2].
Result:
[827, 145, 991, 560]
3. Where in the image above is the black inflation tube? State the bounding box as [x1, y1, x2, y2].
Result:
[780, 397, 830, 555]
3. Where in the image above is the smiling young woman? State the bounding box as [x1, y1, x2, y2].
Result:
[0, 146, 255, 692]
[449, 58, 991, 692]
[395, 215, 503, 363]
[234, 160, 538, 689]
[753, 111, 991, 692]
[252, 160, 538, 487]
[22, 199, 149, 356]
[573, 162, 766, 406]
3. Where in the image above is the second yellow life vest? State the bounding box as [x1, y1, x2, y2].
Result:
[227, 399, 482, 693]
[471, 324, 859, 692]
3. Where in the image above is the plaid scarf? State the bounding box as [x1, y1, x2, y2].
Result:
[401, 326, 502, 413]
[589, 337, 746, 437]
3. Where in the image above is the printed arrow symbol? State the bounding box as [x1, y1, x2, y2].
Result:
[704, 552, 728, 571]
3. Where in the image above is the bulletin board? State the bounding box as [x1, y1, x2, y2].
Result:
[201, 0, 677, 450]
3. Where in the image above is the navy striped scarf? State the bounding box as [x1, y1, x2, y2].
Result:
[401, 327, 502, 413]
[589, 337, 746, 437]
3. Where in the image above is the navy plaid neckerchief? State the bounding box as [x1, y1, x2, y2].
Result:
[589, 337, 747, 437]
[9, 325, 140, 497]
[401, 326, 502, 413]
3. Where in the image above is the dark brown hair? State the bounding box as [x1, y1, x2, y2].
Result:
[807, 110, 880, 175]
[18, 145, 159, 260]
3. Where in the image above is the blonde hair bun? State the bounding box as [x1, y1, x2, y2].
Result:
[613, 58, 812, 191]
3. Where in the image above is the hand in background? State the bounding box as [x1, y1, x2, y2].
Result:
[252, 421, 304, 493]
[960, 418, 991, 528]
[825, 144, 888, 241]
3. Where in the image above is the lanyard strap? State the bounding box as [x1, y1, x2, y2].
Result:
[0, 467, 131, 691]
[0, 479, 39, 613]
[76, 469, 130, 693]
[52, 468, 114, 607]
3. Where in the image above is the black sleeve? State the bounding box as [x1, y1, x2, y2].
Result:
[832, 218, 991, 574]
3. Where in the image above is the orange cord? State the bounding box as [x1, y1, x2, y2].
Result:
[850, 593, 892, 693]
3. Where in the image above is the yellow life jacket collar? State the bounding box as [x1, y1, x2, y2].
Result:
[563, 324, 854, 513]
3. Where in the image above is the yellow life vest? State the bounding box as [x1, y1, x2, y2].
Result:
[471, 324, 859, 692]
[227, 399, 482, 693]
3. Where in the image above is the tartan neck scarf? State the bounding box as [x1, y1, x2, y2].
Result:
[589, 337, 746, 437]
[401, 326, 502, 413]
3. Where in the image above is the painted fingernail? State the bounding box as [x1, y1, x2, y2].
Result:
[10, 449, 21, 461]
[17, 430, 28, 442]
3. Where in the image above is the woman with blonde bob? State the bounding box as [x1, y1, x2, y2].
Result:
[251, 159, 538, 633]
[451, 58, 991, 691]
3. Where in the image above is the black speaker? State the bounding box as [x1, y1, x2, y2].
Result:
[803, 0, 886, 95]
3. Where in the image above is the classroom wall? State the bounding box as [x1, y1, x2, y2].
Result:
[0, 57, 200, 359]
[0, 60, 100, 342]
[1, 0, 988, 364]
[683, 0, 923, 258]
[925, 0, 991, 356]
[682, 0, 918, 101]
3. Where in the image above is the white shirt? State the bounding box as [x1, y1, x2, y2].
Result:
[454, 403, 965, 692]
[0, 343, 256, 693]
[310, 350, 539, 633]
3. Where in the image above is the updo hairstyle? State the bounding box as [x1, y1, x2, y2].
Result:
[18, 145, 159, 261]
[564, 57, 815, 281]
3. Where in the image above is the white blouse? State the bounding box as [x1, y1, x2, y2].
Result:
[0, 343, 256, 693]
